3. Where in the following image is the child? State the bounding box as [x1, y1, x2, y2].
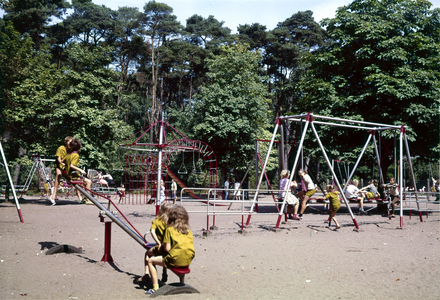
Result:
[233, 180, 241, 200]
[137, 203, 173, 283]
[145, 205, 195, 294]
[50, 136, 73, 205]
[157, 180, 165, 205]
[344, 179, 366, 214]
[171, 179, 177, 204]
[316, 185, 341, 230]
[360, 179, 381, 200]
[117, 184, 126, 204]
[279, 170, 300, 220]
[297, 169, 316, 218]
[382, 177, 399, 217]
[64, 139, 92, 204]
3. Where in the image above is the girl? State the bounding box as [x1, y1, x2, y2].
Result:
[279, 170, 300, 220]
[137, 203, 173, 283]
[145, 205, 195, 294]
[158, 180, 165, 205]
[316, 185, 341, 230]
[360, 179, 380, 200]
[297, 169, 316, 218]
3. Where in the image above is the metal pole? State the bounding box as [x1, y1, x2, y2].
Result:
[402, 127, 421, 222]
[247, 121, 279, 226]
[343, 132, 373, 190]
[310, 122, 359, 230]
[156, 119, 164, 215]
[74, 184, 147, 247]
[0, 141, 23, 223]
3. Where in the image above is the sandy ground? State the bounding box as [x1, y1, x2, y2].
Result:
[1, 193, 439, 300]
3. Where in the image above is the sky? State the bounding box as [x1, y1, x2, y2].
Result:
[1, 0, 439, 33]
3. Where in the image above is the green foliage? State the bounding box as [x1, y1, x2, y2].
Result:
[189, 43, 272, 176]
[297, 0, 440, 171]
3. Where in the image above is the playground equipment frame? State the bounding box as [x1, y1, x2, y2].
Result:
[249, 113, 420, 230]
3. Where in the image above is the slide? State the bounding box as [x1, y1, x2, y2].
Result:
[166, 169, 226, 206]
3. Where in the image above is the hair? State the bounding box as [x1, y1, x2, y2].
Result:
[158, 203, 173, 224]
[326, 184, 335, 191]
[69, 139, 82, 152]
[390, 177, 395, 181]
[280, 170, 290, 178]
[352, 179, 359, 186]
[371, 179, 378, 187]
[65, 136, 74, 143]
[298, 169, 308, 175]
[167, 205, 190, 234]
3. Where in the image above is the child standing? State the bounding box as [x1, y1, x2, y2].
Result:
[297, 169, 316, 218]
[145, 205, 195, 294]
[137, 203, 173, 283]
[382, 177, 399, 217]
[279, 170, 300, 220]
[171, 179, 178, 204]
[64, 139, 92, 204]
[316, 185, 341, 230]
[50, 136, 73, 205]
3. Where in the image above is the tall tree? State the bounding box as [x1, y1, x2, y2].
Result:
[297, 0, 440, 176]
[140, 0, 182, 130]
[1, 0, 70, 50]
[265, 10, 327, 117]
[188, 43, 273, 177]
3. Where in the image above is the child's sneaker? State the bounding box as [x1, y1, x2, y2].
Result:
[293, 214, 301, 220]
[145, 289, 156, 294]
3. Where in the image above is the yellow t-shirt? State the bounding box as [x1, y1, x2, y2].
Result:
[162, 226, 195, 268]
[151, 218, 166, 243]
[55, 145, 68, 170]
[64, 152, 80, 180]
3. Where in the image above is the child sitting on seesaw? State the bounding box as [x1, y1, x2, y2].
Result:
[137, 203, 173, 283]
[145, 205, 195, 295]
[64, 139, 92, 204]
[315, 184, 341, 231]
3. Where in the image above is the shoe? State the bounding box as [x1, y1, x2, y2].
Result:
[299, 214, 303, 218]
[85, 200, 94, 205]
[293, 215, 301, 220]
[287, 215, 293, 219]
[161, 273, 168, 283]
[391, 214, 395, 218]
[359, 210, 366, 215]
[145, 289, 156, 294]
[136, 274, 150, 282]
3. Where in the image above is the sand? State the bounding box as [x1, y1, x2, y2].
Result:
[1, 194, 439, 300]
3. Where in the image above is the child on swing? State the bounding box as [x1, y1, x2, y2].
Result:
[50, 136, 73, 205]
[145, 205, 195, 294]
[316, 184, 341, 230]
[137, 203, 173, 283]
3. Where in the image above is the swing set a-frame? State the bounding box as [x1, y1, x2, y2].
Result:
[247, 113, 421, 231]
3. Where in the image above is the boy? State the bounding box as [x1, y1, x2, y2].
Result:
[64, 139, 92, 204]
[50, 136, 73, 205]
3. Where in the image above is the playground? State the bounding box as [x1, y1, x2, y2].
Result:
[1, 193, 439, 299]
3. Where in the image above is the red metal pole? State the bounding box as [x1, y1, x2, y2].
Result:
[101, 221, 114, 263]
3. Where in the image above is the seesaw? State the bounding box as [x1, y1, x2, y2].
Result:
[47, 178, 199, 296]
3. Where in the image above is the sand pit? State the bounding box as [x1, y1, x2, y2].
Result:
[1, 194, 439, 299]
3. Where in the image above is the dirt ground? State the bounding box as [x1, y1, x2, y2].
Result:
[1, 193, 439, 300]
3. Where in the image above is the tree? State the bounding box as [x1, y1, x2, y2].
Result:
[188, 43, 273, 177]
[264, 11, 327, 117]
[297, 0, 440, 177]
[1, 0, 70, 50]
[140, 0, 182, 131]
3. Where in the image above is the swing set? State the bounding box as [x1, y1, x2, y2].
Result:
[248, 113, 421, 230]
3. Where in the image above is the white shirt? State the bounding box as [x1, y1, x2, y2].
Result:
[345, 184, 360, 199]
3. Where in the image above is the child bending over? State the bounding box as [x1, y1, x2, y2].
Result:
[145, 205, 195, 294]
[137, 203, 173, 283]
